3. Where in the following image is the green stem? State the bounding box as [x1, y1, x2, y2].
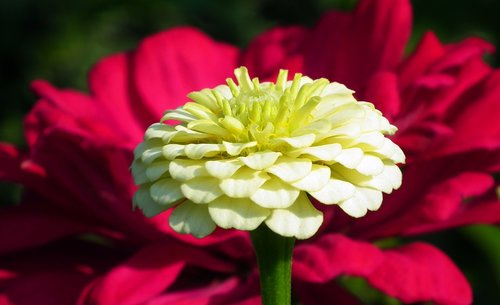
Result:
[250, 225, 295, 305]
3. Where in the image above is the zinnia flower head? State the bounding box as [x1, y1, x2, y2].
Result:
[132, 66, 405, 239]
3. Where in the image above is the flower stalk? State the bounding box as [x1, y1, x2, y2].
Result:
[251, 225, 295, 305]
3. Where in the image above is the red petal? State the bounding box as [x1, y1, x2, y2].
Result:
[293, 234, 383, 283]
[349, 155, 497, 239]
[0, 205, 88, 255]
[132, 27, 239, 121]
[27, 81, 118, 147]
[0, 240, 112, 305]
[367, 243, 472, 305]
[441, 70, 500, 154]
[304, 0, 412, 93]
[241, 26, 308, 81]
[398, 32, 445, 90]
[0, 143, 23, 183]
[79, 242, 238, 305]
[88, 53, 146, 143]
[364, 71, 401, 120]
[294, 235, 471, 305]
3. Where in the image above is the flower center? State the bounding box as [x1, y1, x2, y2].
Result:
[206, 67, 330, 147]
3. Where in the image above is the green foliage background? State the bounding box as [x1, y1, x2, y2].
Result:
[1, 0, 499, 304]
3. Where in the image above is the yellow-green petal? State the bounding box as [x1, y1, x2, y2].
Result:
[184, 143, 224, 159]
[270, 134, 316, 149]
[239, 151, 281, 170]
[308, 177, 356, 204]
[181, 177, 223, 204]
[145, 160, 170, 181]
[205, 159, 243, 179]
[264, 192, 323, 239]
[150, 178, 184, 206]
[266, 157, 312, 182]
[133, 186, 172, 217]
[169, 159, 209, 181]
[290, 164, 331, 192]
[208, 196, 270, 230]
[250, 177, 300, 208]
[131, 160, 148, 185]
[141, 147, 163, 164]
[169, 201, 216, 238]
[162, 144, 186, 160]
[223, 141, 258, 156]
[290, 143, 342, 161]
[219, 167, 269, 198]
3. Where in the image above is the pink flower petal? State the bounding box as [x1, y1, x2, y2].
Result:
[293, 234, 383, 283]
[364, 71, 401, 120]
[89, 53, 146, 143]
[294, 234, 472, 305]
[241, 26, 308, 80]
[132, 27, 239, 121]
[349, 156, 497, 239]
[79, 242, 239, 305]
[304, 0, 412, 92]
[367, 242, 472, 305]
[0, 206, 88, 255]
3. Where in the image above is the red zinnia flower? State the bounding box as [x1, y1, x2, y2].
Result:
[1, 0, 499, 304]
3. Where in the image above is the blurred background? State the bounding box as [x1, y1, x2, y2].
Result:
[0, 0, 499, 303]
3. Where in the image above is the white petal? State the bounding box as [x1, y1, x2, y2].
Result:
[265, 192, 323, 239]
[357, 131, 385, 148]
[162, 109, 198, 123]
[214, 85, 233, 99]
[145, 161, 170, 181]
[219, 167, 269, 198]
[308, 177, 355, 204]
[171, 126, 213, 142]
[145, 123, 176, 140]
[150, 178, 184, 206]
[181, 177, 223, 204]
[205, 159, 243, 179]
[371, 138, 406, 164]
[266, 157, 312, 182]
[270, 134, 316, 149]
[291, 119, 331, 137]
[290, 165, 331, 192]
[366, 164, 402, 192]
[169, 159, 209, 181]
[320, 82, 355, 96]
[239, 152, 281, 170]
[332, 165, 391, 193]
[162, 144, 186, 160]
[250, 177, 300, 208]
[337, 197, 366, 218]
[184, 143, 224, 159]
[133, 186, 171, 217]
[222, 141, 258, 156]
[187, 120, 231, 137]
[291, 143, 342, 161]
[169, 201, 216, 238]
[183, 102, 218, 121]
[332, 148, 363, 168]
[355, 154, 384, 176]
[187, 90, 218, 112]
[208, 196, 270, 231]
[338, 187, 383, 218]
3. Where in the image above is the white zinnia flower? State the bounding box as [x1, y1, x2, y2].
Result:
[131, 67, 405, 239]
